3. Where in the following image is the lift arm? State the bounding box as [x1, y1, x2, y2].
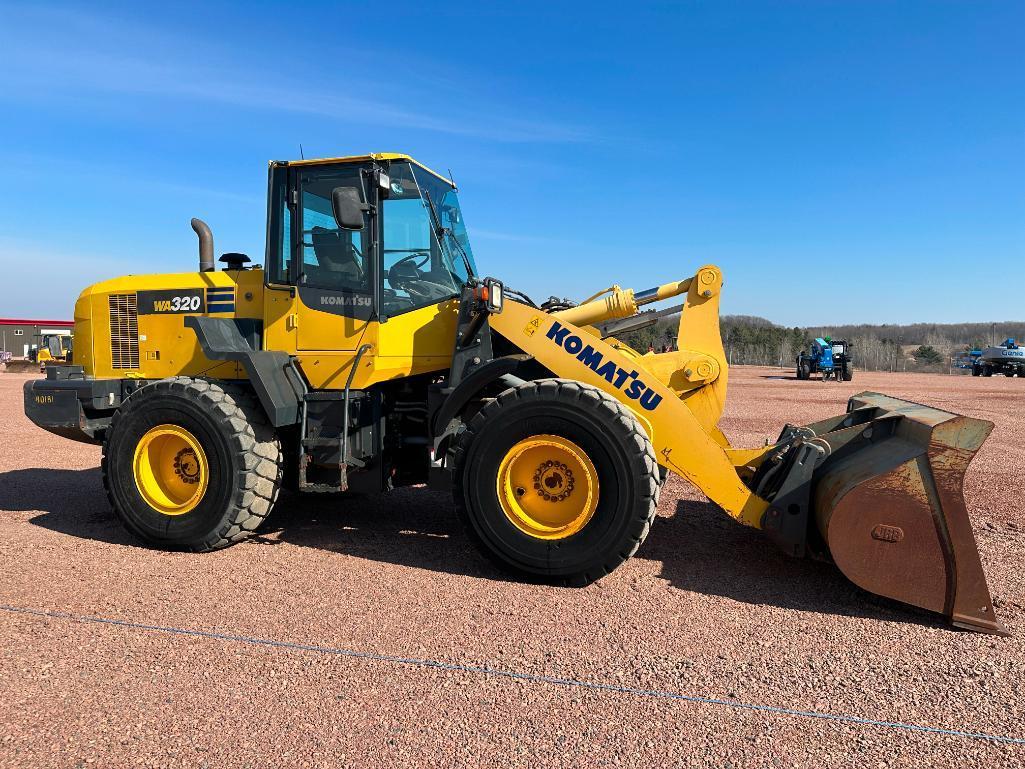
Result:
[488, 265, 770, 527]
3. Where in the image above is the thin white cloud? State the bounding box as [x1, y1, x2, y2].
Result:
[2, 152, 264, 206]
[0, 6, 588, 144]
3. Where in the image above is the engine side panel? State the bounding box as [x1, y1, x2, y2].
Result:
[74, 269, 266, 381]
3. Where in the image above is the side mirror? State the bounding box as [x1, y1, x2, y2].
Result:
[331, 186, 368, 231]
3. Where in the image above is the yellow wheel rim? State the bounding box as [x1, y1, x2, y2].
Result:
[496, 434, 599, 540]
[133, 424, 209, 516]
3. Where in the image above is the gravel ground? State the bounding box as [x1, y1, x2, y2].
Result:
[1, 367, 1022, 767]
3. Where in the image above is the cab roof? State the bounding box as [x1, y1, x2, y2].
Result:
[280, 152, 454, 187]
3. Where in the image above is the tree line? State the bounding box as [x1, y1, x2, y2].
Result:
[617, 316, 1025, 373]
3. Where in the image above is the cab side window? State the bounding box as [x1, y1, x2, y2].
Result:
[266, 165, 292, 286]
[300, 169, 370, 293]
[382, 194, 434, 315]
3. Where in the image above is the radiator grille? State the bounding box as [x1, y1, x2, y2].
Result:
[108, 294, 140, 369]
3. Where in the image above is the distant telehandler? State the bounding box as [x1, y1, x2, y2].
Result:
[796, 337, 853, 382]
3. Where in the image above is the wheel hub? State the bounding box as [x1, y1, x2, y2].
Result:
[174, 448, 201, 484]
[533, 461, 575, 502]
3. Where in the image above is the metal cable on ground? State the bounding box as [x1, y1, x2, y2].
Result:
[1, 604, 1021, 747]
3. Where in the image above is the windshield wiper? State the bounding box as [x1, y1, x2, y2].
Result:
[423, 190, 474, 279]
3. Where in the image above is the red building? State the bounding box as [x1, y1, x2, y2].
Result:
[0, 318, 74, 359]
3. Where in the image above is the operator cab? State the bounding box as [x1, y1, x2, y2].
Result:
[265, 154, 477, 323]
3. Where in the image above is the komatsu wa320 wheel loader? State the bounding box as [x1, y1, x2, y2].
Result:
[24, 153, 1006, 635]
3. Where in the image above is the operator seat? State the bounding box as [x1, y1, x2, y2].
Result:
[310, 226, 365, 289]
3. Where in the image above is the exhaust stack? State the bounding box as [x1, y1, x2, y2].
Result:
[191, 218, 215, 272]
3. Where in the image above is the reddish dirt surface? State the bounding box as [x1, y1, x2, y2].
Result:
[1, 367, 1023, 767]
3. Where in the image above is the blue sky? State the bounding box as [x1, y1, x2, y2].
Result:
[0, 1, 1021, 324]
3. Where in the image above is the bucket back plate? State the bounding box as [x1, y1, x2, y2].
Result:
[807, 392, 1006, 635]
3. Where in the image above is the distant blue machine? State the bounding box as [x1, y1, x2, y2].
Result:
[972, 339, 1024, 378]
[797, 337, 853, 382]
[954, 349, 983, 370]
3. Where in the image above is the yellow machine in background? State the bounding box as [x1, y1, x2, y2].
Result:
[23, 152, 1006, 635]
[31, 332, 72, 371]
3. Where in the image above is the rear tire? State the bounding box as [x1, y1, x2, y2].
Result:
[102, 377, 282, 551]
[451, 378, 659, 586]
[842, 364, 853, 381]
[799, 361, 811, 380]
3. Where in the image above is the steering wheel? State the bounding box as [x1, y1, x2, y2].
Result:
[387, 251, 454, 300]
[390, 251, 431, 271]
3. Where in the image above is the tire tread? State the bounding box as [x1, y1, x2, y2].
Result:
[101, 376, 282, 551]
[451, 377, 658, 586]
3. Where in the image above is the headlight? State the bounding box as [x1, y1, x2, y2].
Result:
[476, 278, 504, 314]
[487, 280, 503, 313]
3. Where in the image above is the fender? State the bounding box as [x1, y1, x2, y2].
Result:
[184, 316, 304, 427]
[430, 353, 532, 436]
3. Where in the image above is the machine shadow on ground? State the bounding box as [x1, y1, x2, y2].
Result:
[254, 488, 499, 580]
[640, 498, 942, 630]
[3, 467, 940, 630]
[0, 467, 138, 547]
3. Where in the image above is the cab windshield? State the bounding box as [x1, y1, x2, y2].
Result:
[380, 161, 477, 316]
[411, 165, 477, 282]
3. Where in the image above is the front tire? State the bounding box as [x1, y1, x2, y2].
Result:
[102, 377, 282, 551]
[451, 379, 659, 586]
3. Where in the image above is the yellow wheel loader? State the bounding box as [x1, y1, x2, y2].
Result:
[30, 333, 73, 372]
[23, 153, 1006, 635]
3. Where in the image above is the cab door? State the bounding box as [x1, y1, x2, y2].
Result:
[374, 162, 462, 372]
[292, 163, 375, 352]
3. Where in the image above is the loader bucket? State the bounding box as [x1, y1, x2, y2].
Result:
[771, 392, 1007, 635]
